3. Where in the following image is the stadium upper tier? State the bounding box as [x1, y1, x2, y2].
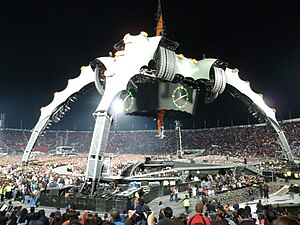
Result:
[0, 119, 299, 159]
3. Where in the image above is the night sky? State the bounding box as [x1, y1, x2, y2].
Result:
[1, 0, 300, 131]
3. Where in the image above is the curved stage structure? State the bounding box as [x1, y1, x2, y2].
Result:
[22, 32, 294, 194]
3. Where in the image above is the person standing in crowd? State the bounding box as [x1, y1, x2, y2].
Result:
[174, 187, 179, 202]
[7, 210, 18, 225]
[187, 203, 212, 225]
[38, 209, 49, 225]
[5, 183, 12, 200]
[0, 211, 8, 225]
[62, 209, 80, 225]
[288, 184, 295, 200]
[29, 195, 37, 208]
[181, 195, 190, 215]
[169, 188, 174, 202]
[233, 201, 239, 211]
[17, 208, 28, 225]
[258, 182, 263, 199]
[158, 201, 164, 210]
[237, 208, 255, 225]
[157, 207, 173, 225]
[135, 198, 150, 225]
[216, 209, 236, 225]
[83, 213, 96, 225]
[119, 210, 127, 223]
[256, 200, 264, 213]
[109, 208, 124, 225]
[248, 187, 255, 201]
[263, 182, 269, 203]
[0, 184, 4, 202]
[28, 212, 44, 225]
[23, 186, 31, 205]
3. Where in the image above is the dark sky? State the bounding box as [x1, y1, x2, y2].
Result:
[1, 0, 300, 131]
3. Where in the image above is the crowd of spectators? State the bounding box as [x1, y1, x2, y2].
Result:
[0, 119, 300, 225]
[0, 185, 299, 225]
[1, 120, 300, 160]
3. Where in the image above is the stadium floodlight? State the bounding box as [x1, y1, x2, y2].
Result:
[112, 99, 124, 113]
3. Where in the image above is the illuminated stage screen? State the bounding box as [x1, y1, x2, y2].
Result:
[124, 81, 201, 119]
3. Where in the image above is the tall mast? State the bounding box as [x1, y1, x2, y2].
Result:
[155, 0, 164, 36]
[155, 0, 165, 139]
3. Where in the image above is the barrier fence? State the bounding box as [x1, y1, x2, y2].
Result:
[40, 181, 284, 212]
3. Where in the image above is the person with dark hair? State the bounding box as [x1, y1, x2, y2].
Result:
[50, 214, 63, 225]
[181, 195, 190, 215]
[103, 214, 109, 222]
[232, 202, 239, 212]
[237, 208, 254, 225]
[27, 207, 36, 225]
[17, 208, 28, 225]
[109, 209, 123, 225]
[206, 200, 216, 213]
[215, 209, 236, 225]
[262, 182, 269, 203]
[93, 213, 102, 225]
[28, 212, 44, 225]
[258, 183, 263, 199]
[62, 210, 80, 225]
[265, 208, 278, 224]
[273, 216, 300, 225]
[248, 187, 255, 201]
[256, 200, 263, 213]
[83, 213, 96, 225]
[38, 210, 49, 225]
[177, 213, 188, 225]
[225, 211, 236, 225]
[119, 210, 127, 223]
[158, 201, 164, 210]
[8, 211, 18, 225]
[244, 206, 251, 216]
[53, 208, 62, 218]
[135, 198, 150, 224]
[157, 207, 173, 225]
[158, 209, 166, 221]
[187, 203, 212, 225]
[0, 211, 8, 225]
[288, 184, 295, 200]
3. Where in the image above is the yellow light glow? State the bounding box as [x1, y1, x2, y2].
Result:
[140, 31, 148, 37]
[80, 66, 85, 70]
[178, 54, 184, 59]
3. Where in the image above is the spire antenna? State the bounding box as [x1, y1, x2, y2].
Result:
[155, 0, 164, 36]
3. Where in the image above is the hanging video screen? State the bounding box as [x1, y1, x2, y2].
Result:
[123, 81, 201, 119]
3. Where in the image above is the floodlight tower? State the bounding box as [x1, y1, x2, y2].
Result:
[174, 120, 183, 157]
